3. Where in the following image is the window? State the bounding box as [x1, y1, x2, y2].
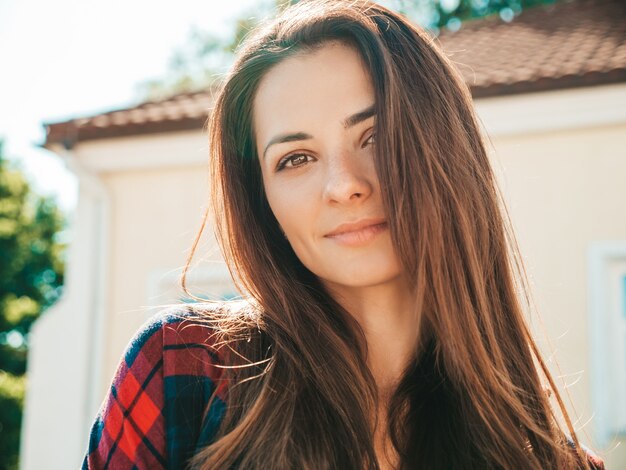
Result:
[146, 263, 239, 314]
[588, 241, 626, 446]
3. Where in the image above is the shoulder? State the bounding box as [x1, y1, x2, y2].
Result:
[127, 297, 261, 368]
[129, 302, 220, 347]
[118, 304, 224, 384]
[83, 301, 256, 469]
[127, 300, 246, 358]
[128, 300, 258, 400]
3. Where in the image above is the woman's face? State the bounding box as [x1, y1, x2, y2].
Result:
[253, 42, 403, 291]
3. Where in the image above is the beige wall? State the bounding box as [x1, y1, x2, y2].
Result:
[101, 164, 219, 384]
[488, 122, 626, 466]
[67, 130, 232, 397]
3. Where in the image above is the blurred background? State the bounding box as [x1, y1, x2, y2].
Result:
[0, 0, 624, 468]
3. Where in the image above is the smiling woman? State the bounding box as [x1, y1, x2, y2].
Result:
[82, 1, 605, 469]
[255, 43, 402, 292]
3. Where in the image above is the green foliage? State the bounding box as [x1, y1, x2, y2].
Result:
[400, 0, 558, 34]
[0, 139, 66, 469]
[0, 371, 25, 470]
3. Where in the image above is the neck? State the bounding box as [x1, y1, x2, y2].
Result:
[323, 274, 421, 394]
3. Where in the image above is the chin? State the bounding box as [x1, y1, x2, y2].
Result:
[319, 265, 403, 289]
[294, 244, 403, 289]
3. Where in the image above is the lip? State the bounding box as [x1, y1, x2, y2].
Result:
[325, 218, 388, 237]
[324, 218, 388, 246]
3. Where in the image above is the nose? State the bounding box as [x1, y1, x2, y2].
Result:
[322, 150, 374, 204]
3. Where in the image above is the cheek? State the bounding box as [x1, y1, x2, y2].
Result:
[263, 179, 316, 240]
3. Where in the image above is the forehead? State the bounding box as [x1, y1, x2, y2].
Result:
[252, 42, 375, 146]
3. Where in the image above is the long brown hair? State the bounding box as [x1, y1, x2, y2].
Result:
[183, 1, 595, 468]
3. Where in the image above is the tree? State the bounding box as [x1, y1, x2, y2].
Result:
[393, 0, 557, 34]
[0, 140, 66, 470]
[136, 0, 557, 101]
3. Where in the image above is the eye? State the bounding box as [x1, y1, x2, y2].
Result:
[276, 153, 314, 171]
[363, 132, 376, 148]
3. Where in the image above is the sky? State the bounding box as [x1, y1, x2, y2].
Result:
[0, 0, 263, 212]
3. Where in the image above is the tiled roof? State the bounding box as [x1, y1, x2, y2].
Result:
[438, 0, 626, 98]
[44, 0, 625, 147]
[43, 90, 214, 148]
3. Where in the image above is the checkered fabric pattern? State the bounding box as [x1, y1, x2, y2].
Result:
[579, 446, 606, 470]
[82, 306, 605, 469]
[82, 307, 227, 470]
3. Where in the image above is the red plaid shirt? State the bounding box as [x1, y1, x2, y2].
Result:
[82, 306, 606, 469]
[82, 307, 227, 469]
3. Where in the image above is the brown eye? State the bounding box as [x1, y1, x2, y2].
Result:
[276, 153, 313, 171]
[363, 132, 376, 147]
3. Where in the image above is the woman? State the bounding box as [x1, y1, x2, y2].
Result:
[83, 1, 606, 469]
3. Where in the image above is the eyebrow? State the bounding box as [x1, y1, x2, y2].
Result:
[342, 103, 376, 129]
[262, 103, 376, 160]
